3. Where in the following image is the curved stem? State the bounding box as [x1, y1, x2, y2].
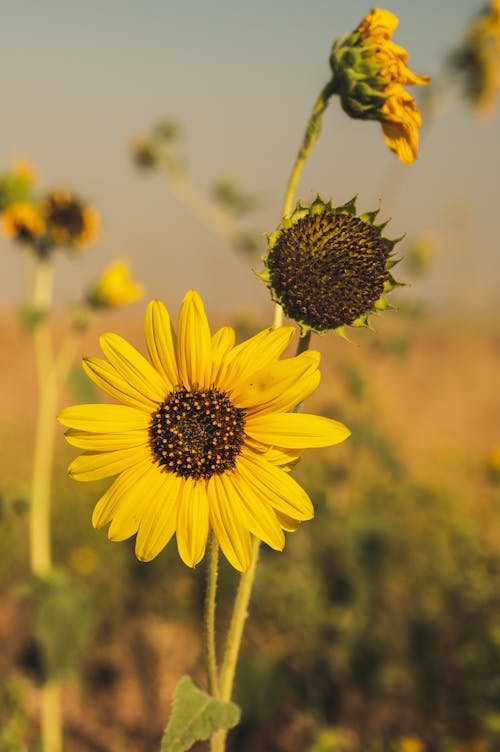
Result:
[157, 159, 243, 247]
[273, 81, 335, 331]
[205, 536, 220, 698]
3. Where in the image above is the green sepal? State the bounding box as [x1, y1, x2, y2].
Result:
[161, 676, 240, 752]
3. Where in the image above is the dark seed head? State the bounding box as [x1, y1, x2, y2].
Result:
[267, 211, 389, 331]
[149, 386, 246, 481]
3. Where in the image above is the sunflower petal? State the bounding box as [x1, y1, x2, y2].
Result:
[217, 326, 295, 391]
[211, 326, 236, 383]
[64, 428, 148, 451]
[100, 332, 167, 402]
[68, 445, 151, 481]
[246, 412, 351, 448]
[92, 458, 153, 529]
[222, 470, 285, 551]
[176, 290, 212, 389]
[231, 351, 321, 414]
[135, 471, 183, 561]
[208, 475, 253, 571]
[176, 477, 210, 567]
[237, 450, 315, 520]
[58, 403, 150, 432]
[82, 357, 157, 411]
[144, 300, 179, 388]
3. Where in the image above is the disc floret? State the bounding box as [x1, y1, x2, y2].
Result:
[260, 196, 402, 337]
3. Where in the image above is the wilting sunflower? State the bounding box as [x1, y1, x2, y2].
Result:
[260, 196, 401, 337]
[58, 290, 350, 571]
[329, 7, 429, 162]
[86, 259, 145, 309]
[42, 189, 99, 249]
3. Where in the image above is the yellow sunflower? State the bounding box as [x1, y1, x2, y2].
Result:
[42, 189, 100, 249]
[58, 291, 350, 571]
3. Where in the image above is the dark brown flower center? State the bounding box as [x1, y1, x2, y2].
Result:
[46, 196, 85, 237]
[149, 386, 246, 480]
[267, 211, 389, 331]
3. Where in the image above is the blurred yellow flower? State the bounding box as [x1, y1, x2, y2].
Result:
[58, 290, 350, 571]
[1, 200, 45, 243]
[12, 158, 37, 186]
[86, 259, 145, 309]
[394, 737, 425, 752]
[329, 7, 429, 162]
[69, 545, 99, 576]
[42, 189, 100, 249]
[452, 0, 500, 115]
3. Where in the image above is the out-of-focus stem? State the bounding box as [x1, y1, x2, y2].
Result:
[157, 159, 243, 247]
[41, 681, 62, 752]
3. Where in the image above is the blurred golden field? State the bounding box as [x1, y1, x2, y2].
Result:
[1, 304, 499, 751]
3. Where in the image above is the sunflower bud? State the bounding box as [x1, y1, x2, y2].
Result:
[260, 196, 402, 337]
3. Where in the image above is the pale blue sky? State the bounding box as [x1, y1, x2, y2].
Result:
[1, 0, 498, 314]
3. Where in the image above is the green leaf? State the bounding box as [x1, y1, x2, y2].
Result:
[161, 676, 240, 752]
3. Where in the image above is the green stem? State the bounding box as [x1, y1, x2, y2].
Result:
[295, 329, 312, 357]
[205, 536, 220, 698]
[281, 80, 335, 219]
[210, 539, 261, 752]
[273, 80, 335, 330]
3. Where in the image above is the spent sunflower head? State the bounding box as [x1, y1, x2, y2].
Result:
[450, 0, 500, 115]
[0, 200, 46, 245]
[86, 259, 146, 310]
[329, 7, 430, 162]
[42, 189, 100, 250]
[58, 290, 350, 571]
[260, 196, 401, 337]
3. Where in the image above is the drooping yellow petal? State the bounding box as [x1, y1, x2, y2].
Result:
[237, 450, 315, 520]
[100, 332, 168, 402]
[246, 412, 351, 448]
[92, 458, 153, 529]
[176, 476, 210, 567]
[208, 475, 253, 571]
[222, 470, 285, 551]
[135, 471, 183, 561]
[274, 510, 301, 532]
[231, 350, 321, 414]
[107, 463, 170, 541]
[58, 403, 150, 432]
[68, 445, 151, 481]
[82, 357, 157, 412]
[176, 290, 212, 389]
[144, 299, 179, 388]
